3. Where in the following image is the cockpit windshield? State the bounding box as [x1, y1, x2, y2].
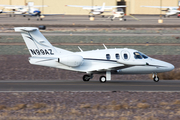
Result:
[134, 52, 148, 59]
[134, 52, 142, 59]
[139, 52, 148, 59]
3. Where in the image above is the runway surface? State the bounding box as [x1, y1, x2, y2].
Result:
[0, 80, 180, 92]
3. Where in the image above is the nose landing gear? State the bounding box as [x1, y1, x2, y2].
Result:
[152, 74, 159, 82]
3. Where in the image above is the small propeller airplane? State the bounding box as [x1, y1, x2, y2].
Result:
[66, 2, 126, 17]
[0, 2, 64, 21]
[14, 27, 174, 83]
[108, 9, 126, 21]
[141, 3, 180, 18]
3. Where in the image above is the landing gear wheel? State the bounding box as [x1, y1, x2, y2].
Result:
[37, 19, 39, 21]
[102, 15, 105, 18]
[99, 76, 106, 83]
[111, 19, 113, 21]
[28, 18, 30, 20]
[153, 76, 159, 82]
[124, 19, 126, 21]
[83, 75, 90, 82]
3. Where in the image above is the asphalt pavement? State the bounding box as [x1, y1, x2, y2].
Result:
[0, 14, 180, 27]
[0, 80, 180, 92]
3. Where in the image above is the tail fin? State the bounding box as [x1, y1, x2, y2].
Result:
[101, 2, 105, 11]
[14, 27, 58, 57]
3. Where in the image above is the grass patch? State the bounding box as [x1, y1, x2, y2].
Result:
[173, 100, 180, 105]
[158, 69, 180, 80]
[7, 104, 26, 111]
[136, 103, 150, 109]
[32, 103, 47, 109]
[0, 105, 6, 110]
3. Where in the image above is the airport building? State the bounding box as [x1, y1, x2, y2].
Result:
[0, 0, 179, 15]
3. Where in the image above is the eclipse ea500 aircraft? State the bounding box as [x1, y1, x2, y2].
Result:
[14, 27, 174, 83]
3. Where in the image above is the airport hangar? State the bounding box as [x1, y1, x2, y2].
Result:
[0, 0, 179, 15]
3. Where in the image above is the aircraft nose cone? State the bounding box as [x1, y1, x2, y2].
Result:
[166, 63, 174, 71]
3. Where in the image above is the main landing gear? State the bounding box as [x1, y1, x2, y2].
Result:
[83, 74, 93, 82]
[152, 74, 159, 82]
[82, 71, 111, 83]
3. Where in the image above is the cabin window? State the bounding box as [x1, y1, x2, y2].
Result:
[106, 54, 111, 60]
[124, 53, 128, 59]
[115, 53, 120, 59]
[134, 52, 142, 59]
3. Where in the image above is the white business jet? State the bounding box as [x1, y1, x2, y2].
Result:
[141, 5, 180, 18]
[66, 3, 126, 17]
[14, 27, 174, 83]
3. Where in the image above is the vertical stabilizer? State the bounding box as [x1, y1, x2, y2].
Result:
[101, 2, 105, 11]
[14, 27, 58, 57]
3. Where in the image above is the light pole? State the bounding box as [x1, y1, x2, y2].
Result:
[160, 0, 162, 19]
[158, 0, 163, 23]
[42, 0, 44, 14]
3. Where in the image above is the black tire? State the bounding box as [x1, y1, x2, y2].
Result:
[28, 18, 30, 20]
[153, 76, 159, 82]
[111, 19, 113, 21]
[124, 19, 126, 21]
[99, 76, 106, 83]
[83, 75, 90, 82]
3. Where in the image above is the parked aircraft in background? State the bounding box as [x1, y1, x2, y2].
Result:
[66, 3, 126, 17]
[141, 5, 180, 18]
[15, 27, 174, 83]
[0, 3, 64, 21]
[108, 9, 126, 21]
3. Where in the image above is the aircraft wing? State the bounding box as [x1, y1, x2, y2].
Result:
[104, 5, 126, 10]
[66, 5, 126, 10]
[66, 5, 102, 10]
[0, 5, 48, 9]
[141, 6, 178, 9]
[0, 5, 25, 9]
[17, 13, 64, 16]
[33, 5, 48, 8]
[86, 59, 149, 73]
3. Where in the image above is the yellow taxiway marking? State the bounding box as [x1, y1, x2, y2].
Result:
[129, 15, 141, 21]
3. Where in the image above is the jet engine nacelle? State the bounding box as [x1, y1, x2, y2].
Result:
[58, 55, 83, 67]
[0, 10, 3, 13]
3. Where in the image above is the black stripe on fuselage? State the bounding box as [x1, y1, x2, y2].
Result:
[84, 58, 117, 62]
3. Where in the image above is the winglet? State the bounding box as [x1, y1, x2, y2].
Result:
[78, 46, 83, 52]
[103, 44, 107, 49]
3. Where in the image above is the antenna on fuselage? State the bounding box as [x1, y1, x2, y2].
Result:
[103, 44, 107, 49]
[78, 46, 83, 52]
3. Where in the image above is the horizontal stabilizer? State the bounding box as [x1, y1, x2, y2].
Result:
[14, 27, 38, 32]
